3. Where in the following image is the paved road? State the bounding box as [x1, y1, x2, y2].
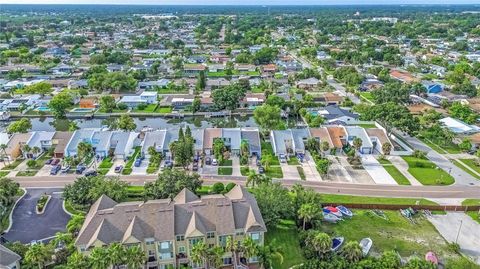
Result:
[402, 135, 479, 186]
[4, 188, 71, 244]
[12, 175, 480, 199]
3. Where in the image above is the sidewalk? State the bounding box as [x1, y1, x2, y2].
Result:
[388, 156, 422, 186]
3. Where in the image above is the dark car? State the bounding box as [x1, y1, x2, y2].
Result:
[205, 157, 212, 165]
[192, 162, 199, 171]
[76, 164, 86, 174]
[50, 165, 61, 175]
[134, 158, 142, 167]
[256, 159, 262, 167]
[114, 165, 123, 173]
[51, 159, 60, 165]
[44, 159, 53, 165]
[85, 170, 98, 177]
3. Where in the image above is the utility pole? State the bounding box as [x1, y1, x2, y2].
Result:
[455, 220, 463, 244]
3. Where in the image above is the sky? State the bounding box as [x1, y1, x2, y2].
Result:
[0, 0, 479, 5]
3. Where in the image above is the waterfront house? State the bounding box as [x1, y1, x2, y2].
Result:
[23, 131, 56, 158]
[0, 244, 21, 269]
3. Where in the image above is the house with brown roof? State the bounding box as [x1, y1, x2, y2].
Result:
[326, 126, 347, 150]
[203, 128, 222, 156]
[390, 69, 418, 83]
[5, 133, 32, 161]
[309, 127, 335, 150]
[75, 186, 266, 269]
[52, 131, 73, 158]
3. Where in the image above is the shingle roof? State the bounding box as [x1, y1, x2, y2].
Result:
[0, 244, 21, 267]
[75, 185, 266, 248]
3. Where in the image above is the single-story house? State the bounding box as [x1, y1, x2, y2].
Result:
[296, 77, 320, 90]
[119, 92, 158, 108]
[0, 244, 21, 269]
[365, 128, 393, 155]
[422, 81, 444, 94]
[344, 126, 374, 154]
[439, 117, 480, 134]
[317, 106, 359, 124]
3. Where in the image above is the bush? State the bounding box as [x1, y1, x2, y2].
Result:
[116, 102, 128, 110]
[136, 103, 147, 110]
[26, 159, 37, 169]
[225, 182, 236, 192]
[413, 149, 427, 159]
[240, 155, 248, 165]
[212, 182, 225, 194]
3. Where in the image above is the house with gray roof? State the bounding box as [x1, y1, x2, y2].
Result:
[344, 126, 374, 154]
[317, 105, 359, 124]
[141, 130, 167, 158]
[0, 244, 21, 269]
[222, 128, 242, 155]
[24, 131, 55, 158]
[75, 185, 266, 269]
[241, 128, 261, 157]
[270, 130, 294, 156]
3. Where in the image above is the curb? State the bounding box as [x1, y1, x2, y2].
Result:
[36, 195, 52, 215]
[4, 187, 27, 233]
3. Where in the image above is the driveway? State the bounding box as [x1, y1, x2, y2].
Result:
[428, 212, 480, 264]
[131, 159, 148, 175]
[303, 152, 322, 181]
[107, 159, 126, 176]
[280, 163, 301, 180]
[325, 155, 353, 183]
[4, 188, 71, 244]
[361, 155, 397, 185]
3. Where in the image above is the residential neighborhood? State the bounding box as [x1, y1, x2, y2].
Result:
[0, 3, 480, 269]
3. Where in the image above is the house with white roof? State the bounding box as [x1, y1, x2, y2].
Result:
[439, 117, 480, 134]
[141, 130, 167, 159]
[24, 131, 56, 158]
[344, 126, 374, 154]
[118, 92, 158, 108]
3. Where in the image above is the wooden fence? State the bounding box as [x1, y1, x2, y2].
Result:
[323, 203, 480, 212]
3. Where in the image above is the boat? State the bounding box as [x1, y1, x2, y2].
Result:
[336, 205, 353, 217]
[359, 238, 373, 256]
[425, 251, 438, 265]
[324, 206, 343, 217]
[331, 237, 344, 252]
[323, 212, 341, 223]
[372, 209, 388, 220]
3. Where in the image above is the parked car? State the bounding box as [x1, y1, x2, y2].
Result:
[61, 165, 70, 173]
[192, 162, 199, 171]
[205, 157, 212, 165]
[51, 159, 60, 165]
[256, 159, 262, 166]
[134, 158, 142, 167]
[50, 165, 61, 175]
[114, 165, 123, 173]
[212, 159, 218, 166]
[279, 154, 287, 163]
[76, 164, 86, 174]
[258, 166, 265, 174]
[85, 170, 98, 177]
[44, 159, 53, 165]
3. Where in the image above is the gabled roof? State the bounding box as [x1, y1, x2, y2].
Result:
[0, 244, 21, 267]
[174, 188, 200, 204]
[185, 211, 208, 237]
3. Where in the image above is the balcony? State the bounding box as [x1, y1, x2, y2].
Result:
[176, 253, 189, 264]
[147, 256, 156, 262]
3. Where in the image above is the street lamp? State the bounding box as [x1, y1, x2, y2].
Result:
[455, 220, 463, 244]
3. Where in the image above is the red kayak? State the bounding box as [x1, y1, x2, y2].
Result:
[425, 251, 438, 265]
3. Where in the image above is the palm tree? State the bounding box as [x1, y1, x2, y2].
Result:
[108, 243, 126, 269]
[257, 242, 283, 269]
[77, 141, 93, 162]
[341, 241, 363, 263]
[90, 247, 110, 269]
[352, 137, 363, 153]
[382, 143, 392, 155]
[208, 246, 225, 269]
[191, 241, 209, 269]
[22, 144, 31, 158]
[226, 236, 239, 269]
[25, 243, 53, 269]
[246, 169, 259, 188]
[51, 232, 73, 249]
[260, 154, 273, 172]
[66, 215, 85, 234]
[298, 203, 317, 230]
[66, 251, 90, 269]
[0, 143, 10, 165]
[310, 232, 331, 259]
[32, 146, 41, 158]
[242, 236, 258, 266]
[125, 245, 146, 269]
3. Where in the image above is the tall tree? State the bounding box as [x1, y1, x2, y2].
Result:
[25, 243, 53, 269]
[48, 91, 74, 118]
[191, 241, 209, 269]
[298, 203, 318, 230]
[117, 114, 136, 131]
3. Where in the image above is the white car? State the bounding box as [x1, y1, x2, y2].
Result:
[212, 159, 218, 166]
[279, 154, 287, 163]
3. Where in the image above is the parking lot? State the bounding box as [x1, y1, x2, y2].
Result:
[3, 188, 71, 244]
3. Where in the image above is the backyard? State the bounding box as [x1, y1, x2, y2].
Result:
[265, 219, 305, 269]
[402, 156, 454, 185]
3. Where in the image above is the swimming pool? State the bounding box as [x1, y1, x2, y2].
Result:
[36, 107, 51, 112]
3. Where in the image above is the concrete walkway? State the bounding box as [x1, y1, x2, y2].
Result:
[280, 163, 301, 180]
[388, 156, 422, 186]
[361, 155, 397, 185]
[428, 212, 480, 264]
[303, 152, 322, 181]
[231, 157, 241, 177]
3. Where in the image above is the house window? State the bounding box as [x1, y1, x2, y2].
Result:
[178, 246, 186, 254]
[235, 231, 244, 236]
[207, 232, 215, 239]
[176, 235, 185, 241]
[145, 239, 155, 245]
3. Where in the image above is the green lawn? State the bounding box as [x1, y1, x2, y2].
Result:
[157, 88, 188, 94]
[218, 167, 233, 175]
[265, 166, 283, 178]
[287, 158, 300, 165]
[122, 147, 141, 175]
[452, 159, 480, 180]
[240, 166, 250, 176]
[261, 142, 280, 166]
[355, 123, 377, 128]
[378, 159, 411, 185]
[2, 159, 24, 170]
[0, 171, 9, 177]
[265, 219, 306, 269]
[297, 166, 306, 180]
[320, 210, 458, 257]
[462, 199, 480, 224]
[359, 92, 374, 103]
[155, 106, 173, 114]
[98, 157, 113, 169]
[317, 193, 438, 206]
[219, 159, 233, 166]
[402, 156, 454, 185]
[458, 159, 480, 175]
[132, 104, 158, 113]
[420, 138, 462, 154]
[16, 170, 37, 177]
[64, 200, 86, 216]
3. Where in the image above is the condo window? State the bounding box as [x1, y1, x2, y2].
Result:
[176, 235, 185, 241]
[207, 232, 215, 238]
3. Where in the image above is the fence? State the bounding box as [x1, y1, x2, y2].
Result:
[322, 203, 480, 212]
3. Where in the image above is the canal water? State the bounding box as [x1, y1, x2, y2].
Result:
[2, 115, 260, 132]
